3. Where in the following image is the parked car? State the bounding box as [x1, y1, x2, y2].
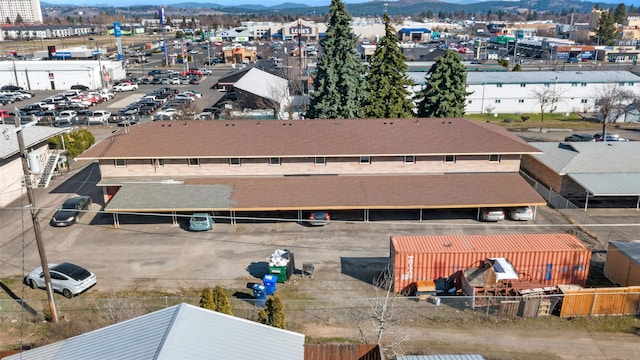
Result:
[88, 110, 111, 124]
[1, 85, 23, 91]
[509, 206, 534, 221]
[564, 133, 595, 142]
[70, 84, 90, 91]
[480, 208, 505, 222]
[113, 83, 139, 92]
[23, 262, 96, 298]
[189, 213, 214, 231]
[593, 133, 629, 142]
[308, 211, 330, 226]
[50, 196, 92, 227]
[55, 110, 78, 124]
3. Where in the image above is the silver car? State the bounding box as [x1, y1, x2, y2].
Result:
[23, 262, 97, 298]
[509, 206, 534, 221]
[480, 208, 505, 222]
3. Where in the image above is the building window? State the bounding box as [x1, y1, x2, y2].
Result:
[359, 156, 371, 164]
[520, 83, 526, 87]
[152, 159, 164, 167]
[230, 158, 241, 166]
[518, 99, 525, 103]
[489, 154, 501, 162]
[619, 82, 625, 86]
[581, 99, 588, 104]
[468, 100, 473, 104]
[497, 83, 503, 88]
[188, 158, 199, 166]
[115, 159, 126, 167]
[404, 155, 415, 164]
[581, 83, 587, 87]
[571, 83, 577, 87]
[629, 82, 634, 86]
[495, 99, 501, 103]
[269, 157, 280, 166]
[315, 157, 326, 166]
[544, 83, 550, 87]
[444, 155, 455, 163]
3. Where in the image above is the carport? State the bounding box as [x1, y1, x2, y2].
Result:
[100, 173, 545, 227]
[568, 173, 640, 211]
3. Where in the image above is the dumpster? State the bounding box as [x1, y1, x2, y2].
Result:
[250, 283, 267, 307]
[268, 249, 295, 283]
[269, 266, 287, 283]
[263, 274, 277, 295]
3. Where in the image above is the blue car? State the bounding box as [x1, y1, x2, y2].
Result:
[189, 213, 214, 231]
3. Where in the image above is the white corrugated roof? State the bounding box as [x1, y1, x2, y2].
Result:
[527, 142, 640, 196]
[408, 70, 640, 85]
[0, 124, 68, 159]
[5, 303, 305, 360]
[610, 241, 640, 266]
[234, 67, 289, 103]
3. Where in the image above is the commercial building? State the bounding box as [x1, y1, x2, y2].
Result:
[76, 118, 545, 225]
[0, 0, 42, 24]
[0, 60, 126, 91]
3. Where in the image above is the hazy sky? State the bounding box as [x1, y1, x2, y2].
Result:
[42, 0, 373, 6]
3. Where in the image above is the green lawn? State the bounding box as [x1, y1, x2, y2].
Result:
[463, 112, 603, 130]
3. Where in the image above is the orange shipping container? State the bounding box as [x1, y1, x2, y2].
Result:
[390, 234, 591, 293]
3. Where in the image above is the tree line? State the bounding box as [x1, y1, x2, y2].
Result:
[307, 0, 468, 120]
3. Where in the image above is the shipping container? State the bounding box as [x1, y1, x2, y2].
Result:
[604, 241, 640, 286]
[390, 234, 591, 293]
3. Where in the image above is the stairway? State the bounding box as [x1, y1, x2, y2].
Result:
[37, 151, 61, 188]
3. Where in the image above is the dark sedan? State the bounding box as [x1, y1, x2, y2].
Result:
[50, 196, 92, 227]
[564, 133, 594, 142]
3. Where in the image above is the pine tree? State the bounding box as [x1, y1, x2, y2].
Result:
[416, 50, 468, 118]
[211, 285, 233, 315]
[5, 17, 11, 24]
[258, 296, 286, 329]
[199, 287, 215, 310]
[199, 286, 233, 315]
[15, 13, 23, 24]
[596, 11, 618, 46]
[307, 0, 366, 119]
[362, 13, 414, 119]
[613, 4, 627, 25]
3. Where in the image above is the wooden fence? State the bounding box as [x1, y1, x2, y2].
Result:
[559, 286, 640, 317]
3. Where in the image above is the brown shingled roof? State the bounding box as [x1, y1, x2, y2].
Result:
[78, 118, 541, 160]
[103, 173, 545, 212]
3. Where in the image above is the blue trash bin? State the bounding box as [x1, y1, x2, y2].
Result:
[251, 283, 267, 307]
[263, 274, 277, 295]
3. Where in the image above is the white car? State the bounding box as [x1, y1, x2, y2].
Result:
[174, 94, 195, 102]
[55, 110, 78, 123]
[183, 90, 202, 98]
[23, 262, 97, 298]
[88, 110, 111, 124]
[113, 83, 138, 92]
[170, 78, 181, 85]
[509, 206, 534, 221]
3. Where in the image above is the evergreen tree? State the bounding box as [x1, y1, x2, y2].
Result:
[258, 296, 286, 329]
[199, 287, 215, 310]
[512, 63, 522, 71]
[15, 13, 23, 24]
[362, 13, 414, 119]
[307, 0, 366, 119]
[211, 285, 233, 315]
[596, 11, 617, 45]
[5, 17, 11, 24]
[416, 50, 468, 118]
[613, 4, 627, 24]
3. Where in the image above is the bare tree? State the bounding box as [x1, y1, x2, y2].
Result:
[593, 82, 635, 139]
[351, 265, 407, 358]
[531, 82, 564, 123]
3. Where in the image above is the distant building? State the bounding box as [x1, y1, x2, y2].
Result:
[0, 0, 42, 24]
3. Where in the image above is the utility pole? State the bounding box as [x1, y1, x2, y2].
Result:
[4, 117, 58, 323]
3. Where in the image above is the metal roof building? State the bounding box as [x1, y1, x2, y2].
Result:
[521, 142, 640, 209]
[5, 303, 305, 360]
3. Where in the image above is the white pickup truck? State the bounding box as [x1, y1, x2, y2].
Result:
[87, 110, 111, 124]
